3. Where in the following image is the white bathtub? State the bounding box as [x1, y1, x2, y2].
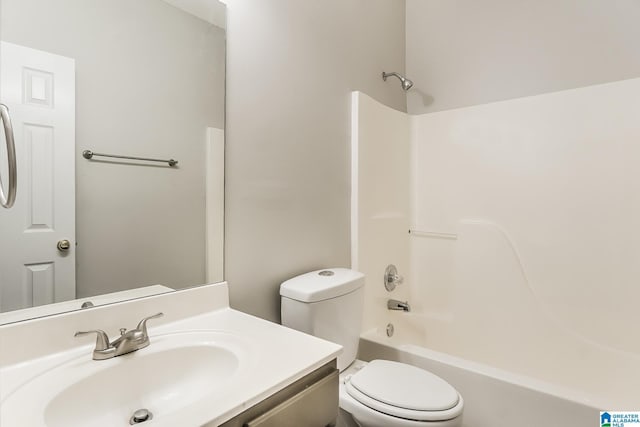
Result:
[357, 327, 601, 427]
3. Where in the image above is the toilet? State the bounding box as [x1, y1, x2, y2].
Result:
[280, 268, 464, 427]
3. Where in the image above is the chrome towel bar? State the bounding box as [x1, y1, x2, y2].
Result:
[82, 150, 178, 167]
[0, 103, 17, 209]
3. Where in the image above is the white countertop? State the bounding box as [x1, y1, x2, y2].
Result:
[0, 283, 342, 426]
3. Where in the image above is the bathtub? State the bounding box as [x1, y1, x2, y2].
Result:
[357, 324, 602, 427]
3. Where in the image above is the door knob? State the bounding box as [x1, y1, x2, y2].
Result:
[57, 239, 71, 251]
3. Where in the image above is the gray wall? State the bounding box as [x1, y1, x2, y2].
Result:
[225, 0, 406, 322]
[1, 0, 225, 297]
[406, 0, 640, 114]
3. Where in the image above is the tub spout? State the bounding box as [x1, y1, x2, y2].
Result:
[387, 299, 411, 312]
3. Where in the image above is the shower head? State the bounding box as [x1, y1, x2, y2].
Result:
[382, 71, 413, 91]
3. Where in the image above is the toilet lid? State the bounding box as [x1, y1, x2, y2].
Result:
[346, 360, 462, 421]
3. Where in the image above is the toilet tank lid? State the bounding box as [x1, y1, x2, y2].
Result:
[280, 268, 364, 302]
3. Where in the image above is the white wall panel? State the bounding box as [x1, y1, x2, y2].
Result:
[351, 92, 410, 333]
[411, 77, 640, 408]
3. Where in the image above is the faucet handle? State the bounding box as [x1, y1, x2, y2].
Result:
[384, 264, 404, 291]
[74, 329, 111, 351]
[136, 312, 164, 336]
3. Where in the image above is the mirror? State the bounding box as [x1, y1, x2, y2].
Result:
[0, 0, 226, 324]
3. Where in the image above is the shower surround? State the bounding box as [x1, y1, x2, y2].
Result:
[351, 79, 640, 424]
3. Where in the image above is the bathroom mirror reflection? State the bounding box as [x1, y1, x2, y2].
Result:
[0, 0, 226, 324]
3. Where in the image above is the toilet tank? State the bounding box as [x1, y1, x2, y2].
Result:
[280, 268, 364, 372]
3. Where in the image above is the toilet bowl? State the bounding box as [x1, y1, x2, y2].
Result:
[339, 360, 463, 427]
[280, 269, 464, 427]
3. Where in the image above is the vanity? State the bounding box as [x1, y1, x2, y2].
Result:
[0, 283, 342, 426]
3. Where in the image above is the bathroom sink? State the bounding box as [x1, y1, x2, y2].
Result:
[0, 330, 252, 427]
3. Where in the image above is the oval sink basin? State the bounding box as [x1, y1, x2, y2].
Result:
[1, 331, 252, 427]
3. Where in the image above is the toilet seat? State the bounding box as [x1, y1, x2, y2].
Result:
[345, 360, 464, 422]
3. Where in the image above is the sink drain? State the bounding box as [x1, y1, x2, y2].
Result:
[129, 408, 153, 425]
[386, 323, 394, 337]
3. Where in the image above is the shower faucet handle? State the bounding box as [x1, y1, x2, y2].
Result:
[384, 264, 404, 292]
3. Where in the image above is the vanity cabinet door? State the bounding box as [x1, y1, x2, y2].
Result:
[218, 361, 338, 427]
[245, 368, 338, 427]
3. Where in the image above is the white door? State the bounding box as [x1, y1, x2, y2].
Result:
[0, 41, 76, 312]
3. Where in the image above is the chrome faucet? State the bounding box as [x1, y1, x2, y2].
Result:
[387, 299, 411, 312]
[74, 312, 164, 360]
[384, 264, 404, 291]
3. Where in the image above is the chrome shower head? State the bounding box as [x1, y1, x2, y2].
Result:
[382, 71, 413, 91]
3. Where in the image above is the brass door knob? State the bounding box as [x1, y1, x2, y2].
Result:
[57, 239, 71, 251]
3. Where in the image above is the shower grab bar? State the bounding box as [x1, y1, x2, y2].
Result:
[82, 150, 178, 167]
[409, 229, 458, 240]
[0, 103, 17, 209]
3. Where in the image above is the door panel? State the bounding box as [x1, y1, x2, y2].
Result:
[0, 41, 75, 311]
